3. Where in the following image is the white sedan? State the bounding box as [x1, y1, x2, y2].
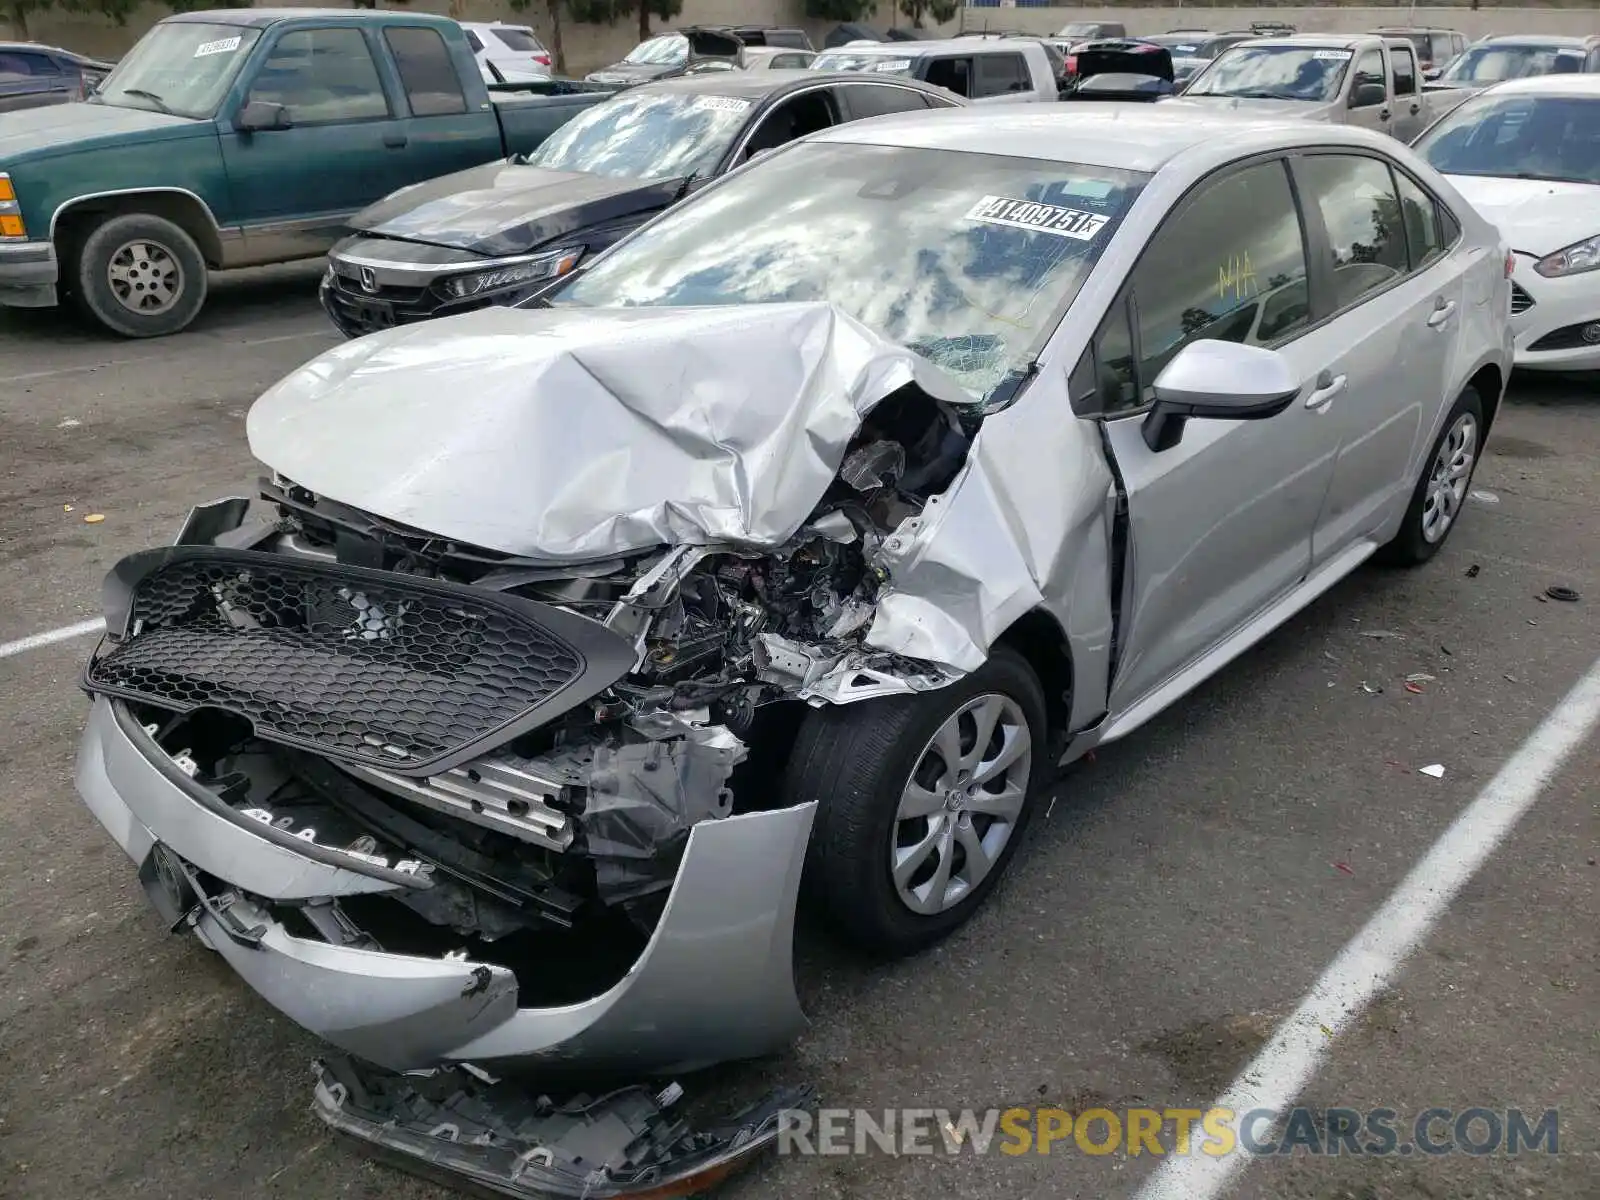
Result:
[1414, 75, 1600, 371]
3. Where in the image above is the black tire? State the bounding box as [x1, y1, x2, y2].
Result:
[788, 646, 1047, 958]
[1377, 385, 1486, 567]
[72, 213, 208, 338]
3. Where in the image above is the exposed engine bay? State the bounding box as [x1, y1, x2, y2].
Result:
[87, 384, 976, 996]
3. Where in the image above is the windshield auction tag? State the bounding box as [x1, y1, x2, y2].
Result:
[691, 95, 752, 113]
[965, 195, 1109, 241]
[194, 35, 242, 57]
[1311, 49, 1353, 60]
[871, 58, 912, 72]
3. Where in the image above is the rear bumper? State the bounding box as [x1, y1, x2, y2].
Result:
[0, 240, 59, 307]
[76, 694, 815, 1074]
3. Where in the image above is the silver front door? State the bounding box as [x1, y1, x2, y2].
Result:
[1093, 158, 1345, 711]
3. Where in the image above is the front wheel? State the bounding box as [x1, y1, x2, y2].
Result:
[72, 213, 208, 338]
[788, 646, 1047, 958]
[1378, 386, 1485, 566]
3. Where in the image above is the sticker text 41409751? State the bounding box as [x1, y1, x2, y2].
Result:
[965, 195, 1109, 242]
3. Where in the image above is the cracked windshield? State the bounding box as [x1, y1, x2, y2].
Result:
[524, 91, 752, 182]
[550, 141, 1148, 405]
[1185, 45, 1353, 100]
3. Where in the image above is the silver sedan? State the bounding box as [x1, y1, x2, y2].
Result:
[73, 105, 1513, 1189]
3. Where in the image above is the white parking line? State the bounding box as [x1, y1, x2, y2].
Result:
[1135, 652, 1600, 1200]
[0, 618, 104, 660]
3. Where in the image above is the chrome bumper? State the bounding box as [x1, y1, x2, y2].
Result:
[75, 695, 815, 1074]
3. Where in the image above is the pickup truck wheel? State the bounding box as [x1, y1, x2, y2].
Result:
[72, 213, 207, 338]
[788, 646, 1046, 958]
[1378, 385, 1485, 566]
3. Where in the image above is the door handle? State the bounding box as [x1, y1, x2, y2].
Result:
[1305, 371, 1347, 410]
[1427, 299, 1457, 328]
[383, 133, 408, 149]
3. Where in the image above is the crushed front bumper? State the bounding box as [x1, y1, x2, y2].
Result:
[76, 695, 815, 1075]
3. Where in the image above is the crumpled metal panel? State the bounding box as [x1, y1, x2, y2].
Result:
[865, 370, 1117, 676]
[246, 302, 975, 565]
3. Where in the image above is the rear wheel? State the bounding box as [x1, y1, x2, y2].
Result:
[1378, 386, 1484, 566]
[72, 212, 208, 338]
[788, 646, 1046, 957]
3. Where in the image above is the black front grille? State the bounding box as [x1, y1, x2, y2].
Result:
[322, 272, 495, 337]
[86, 548, 634, 776]
[1510, 282, 1535, 315]
[1528, 320, 1600, 353]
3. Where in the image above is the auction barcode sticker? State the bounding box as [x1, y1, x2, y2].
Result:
[965, 195, 1109, 241]
[194, 36, 242, 57]
[692, 95, 752, 113]
[1312, 49, 1353, 60]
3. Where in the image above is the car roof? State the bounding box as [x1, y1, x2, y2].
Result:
[633, 68, 937, 100]
[1474, 74, 1600, 98]
[1235, 33, 1382, 50]
[1474, 33, 1598, 47]
[817, 38, 1037, 57]
[164, 7, 456, 26]
[808, 103, 1404, 174]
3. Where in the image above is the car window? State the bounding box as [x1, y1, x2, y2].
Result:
[465, 30, 485, 53]
[551, 141, 1149, 407]
[741, 90, 835, 160]
[1296, 155, 1410, 311]
[490, 27, 544, 53]
[384, 27, 467, 116]
[770, 52, 810, 69]
[1393, 170, 1446, 269]
[836, 82, 935, 120]
[624, 34, 688, 66]
[1392, 48, 1417, 94]
[250, 28, 390, 123]
[1184, 46, 1352, 101]
[924, 56, 972, 97]
[1437, 43, 1585, 84]
[1415, 94, 1600, 185]
[1111, 159, 1310, 413]
[0, 51, 57, 80]
[1351, 49, 1385, 102]
[527, 90, 753, 182]
[974, 52, 1029, 97]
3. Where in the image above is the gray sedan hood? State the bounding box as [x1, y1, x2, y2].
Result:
[246, 303, 974, 564]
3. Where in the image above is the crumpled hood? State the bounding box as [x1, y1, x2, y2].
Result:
[1443, 175, 1600, 257]
[247, 303, 974, 563]
[1159, 95, 1331, 120]
[0, 100, 202, 162]
[350, 161, 684, 256]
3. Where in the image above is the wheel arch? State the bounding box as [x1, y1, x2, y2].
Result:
[1465, 360, 1503, 438]
[51, 189, 225, 269]
[993, 608, 1075, 735]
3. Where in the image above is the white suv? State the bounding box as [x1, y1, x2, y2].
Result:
[460, 21, 553, 83]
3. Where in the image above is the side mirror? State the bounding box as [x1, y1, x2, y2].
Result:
[236, 99, 291, 132]
[1350, 81, 1387, 108]
[1141, 340, 1300, 452]
[1423, 67, 1442, 81]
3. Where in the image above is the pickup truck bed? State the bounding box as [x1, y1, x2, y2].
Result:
[0, 9, 617, 337]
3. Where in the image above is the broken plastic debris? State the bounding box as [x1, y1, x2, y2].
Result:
[62, 504, 73, 512]
[83, 513, 106, 524]
[1360, 682, 1383, 694]
[1469, 489, 1499, 504]
[1465, 564, 1480, 578]
[1359, 630, 1402, 639]
[1404, 682, 1425, 695]
[1405, 673, 1436, 683]
[1545, 586, 1579, 603]
[57, 417, 81, 429]
[1419, 764, 1446, 779]
[1332, 861, 1355, 876]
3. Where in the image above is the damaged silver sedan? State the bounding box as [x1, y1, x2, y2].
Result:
[74, 107, 1512, 1194]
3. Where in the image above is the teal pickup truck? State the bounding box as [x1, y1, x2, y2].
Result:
[0, 9, 615, 337]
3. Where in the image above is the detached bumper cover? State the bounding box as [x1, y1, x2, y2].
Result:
[75, 695, 816, 1074]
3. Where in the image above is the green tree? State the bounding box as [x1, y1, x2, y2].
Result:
[898, 0, 957, 29]
[806, 0, 876, 20]
[4, 0, 51, 39]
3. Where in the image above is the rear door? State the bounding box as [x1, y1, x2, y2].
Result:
[1389, 44, 1426, 139]
[1088, 156, 1345, 711]
[381, 25, 504, 180]
[920, 55, 974, 99]
[972, 50, 1034, 102]
[1290, 151, 1471, 563]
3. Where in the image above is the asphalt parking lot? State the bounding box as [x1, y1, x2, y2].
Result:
[1, 268, 1595, 1200]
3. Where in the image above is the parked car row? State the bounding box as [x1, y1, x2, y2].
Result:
[0, 41, 116, 112]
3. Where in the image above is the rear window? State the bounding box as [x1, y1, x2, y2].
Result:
[489, 26, 544, 54]
[384, 26, 468, 116]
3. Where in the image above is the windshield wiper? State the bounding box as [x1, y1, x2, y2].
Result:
[1225, 89, 1302, 100]
[119, 87, 174, 114]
